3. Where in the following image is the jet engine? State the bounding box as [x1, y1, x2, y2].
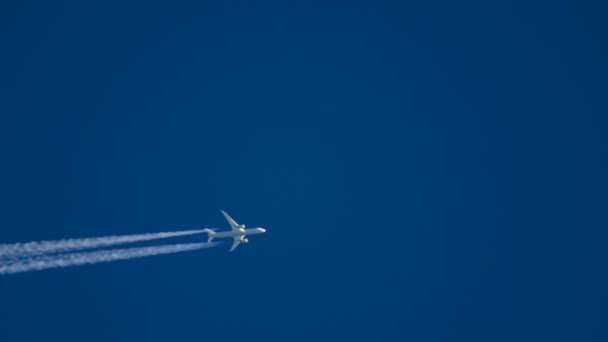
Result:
[242, 238, 249, 243]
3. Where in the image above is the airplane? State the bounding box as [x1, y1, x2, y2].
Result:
[204, 210, 266, 252]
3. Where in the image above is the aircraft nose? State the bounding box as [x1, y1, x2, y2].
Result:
[260, 228, 267, 233]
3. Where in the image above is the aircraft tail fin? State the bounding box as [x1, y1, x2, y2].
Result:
[204, 228, 216, 243]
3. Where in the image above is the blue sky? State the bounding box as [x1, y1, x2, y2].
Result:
[0, 1, 607, 341]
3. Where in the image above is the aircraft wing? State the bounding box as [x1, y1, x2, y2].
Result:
[221, 210, 241, 232]
[229, 238, 241, 252]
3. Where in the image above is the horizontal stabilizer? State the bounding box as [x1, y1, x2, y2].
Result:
[204, 228, 216, 243]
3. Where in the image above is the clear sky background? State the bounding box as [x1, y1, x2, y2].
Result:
[0, 1, 607, 341]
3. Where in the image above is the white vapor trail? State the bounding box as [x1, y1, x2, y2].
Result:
[0, 242, 218, 275]
[0, 229, 209, 258]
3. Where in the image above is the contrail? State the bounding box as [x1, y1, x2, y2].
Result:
[0, 242, 218, 275]
[0, 229, 209, 258]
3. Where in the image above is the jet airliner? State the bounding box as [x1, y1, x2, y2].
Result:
[205, 211, 266, 252]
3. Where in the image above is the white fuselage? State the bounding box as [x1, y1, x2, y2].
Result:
[213, 227, 266, 239]
[211, 211, 266, 251]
